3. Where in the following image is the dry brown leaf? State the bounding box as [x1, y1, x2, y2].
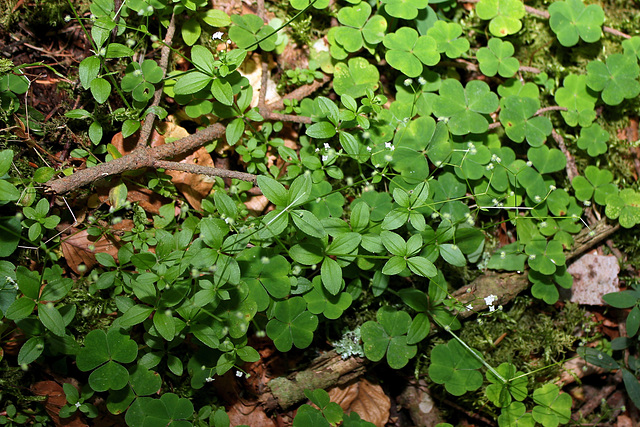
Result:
[227, 401, 277, 427]
[244, 195, 269, 215]
[31, 381, 87, 427]
[60, 227, 123, 274]
[327, 378, 390, 427]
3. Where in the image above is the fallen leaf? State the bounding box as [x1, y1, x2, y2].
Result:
[327, 378, 390, 427]
[31, 381, 87, 426]
[60, 226, 125, 274]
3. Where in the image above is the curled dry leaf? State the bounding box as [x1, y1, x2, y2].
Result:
[244, 195, 269, 215]
[327, 378, 390, 427]
[239, 53, 281, 108]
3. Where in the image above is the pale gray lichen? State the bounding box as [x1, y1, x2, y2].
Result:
[332, 327, 365, 359]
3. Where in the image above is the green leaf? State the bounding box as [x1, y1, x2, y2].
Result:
[427, 21, 469, 59]
[531, 383, 572, 426]
[485, 363, 528, 407]
[554, 74, 597, 127]
[586, 53, 640, 105]
[292, 210, 326, 238]
[361, 307, 416, 369]
[306, 121, 337, 139]
[476, 38, 519, 77]
[38, 303, 66, 337]
[577, 123, 608, 156]
[79, 56, 101, 89]
[406, 312, 430, 344]
[622, 368, 640, 409]
[428, 339, 483, 396]
[202, 9, 231, 27]
[104, 43, 134, 58]
[577, 346, 619, 370]
[226, 117, 245, 145]
[475, 0, 525, 37]
[499, 96, 551, 146]
[174, 71, 213, 95]
[5, 297, 36, 320]
[321, 257, 343, 295]
[257, 176, 288, 206]
[605, 189, 640, 228]
[383, 28, 439, 78]
[549, 0, 605, 46]
[528, 146, 566, 174]
[153, 309, 175, 341]
[433, 79, 498, 135]
[211, 78, 234, 106]
[89, 77, 111, 104]
[182, 18, 202, 46]
[603, 289, 640, 308]
[498, 402, 535, 427]
[191, 45, 216, 75]
[266, 297, 318, 351]
[407, 256, 437, 277]
[381, 0, 428, 20]
[17, 336, 44, 365]
[333, 57, 380, 98]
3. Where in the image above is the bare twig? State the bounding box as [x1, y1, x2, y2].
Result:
[136, 12, 176, 149]
[46, 123, 227, 194]
[552, 129, 578, 182]
[153, 160, 257, 183]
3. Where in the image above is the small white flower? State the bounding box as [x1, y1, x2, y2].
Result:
[526, 161, 533, 167]
[390, 145, 395, 151]
[75, 402, 82, 408]
[236, 371, 243, 378]
[484, 294, 497, 306]
[385, 142, 392, 149]
[205, 377, 215, 383]
[404, 78, 413, 86]
[549, 185, 556, 191]
[64, 15, 71, 22]
[322, 155, 328, 162]
[324, 142, 330, 149]
[227, 40, 232, 45]
[362, 131, 371, 139]
[465, 304, 473, 311]
[489, 305, 496, 312]
[315, 148, 320, 152]
[212, 31, 224, 40]
[500, 251, 506, 259]
[418, 76, 427, 85]
[534, 195, 542, 203]
[366, 146, 372, 152]
[486, 163, 494, 170]
[583, 200, 591, 206]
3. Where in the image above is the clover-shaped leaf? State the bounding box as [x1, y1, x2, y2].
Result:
[451, 138, 491, 180]
[229, 14, 277, 51]
[433, 79, 498, 135]
[383, 28, 439, 78]
[428, 339, 483, 396]
[499, 96, 551, 146]
[571, 166, 616, 205]
[525, 239, 565, 275]
[554, 74, 597, 127]
[531, 383, 572, 427]
[303, 277, 353, 320]
[76, 328, 138, 392]
[121, 59, 164, 102]
[361, 306, 417, 369]
[623, 36, 640, 61]
[329, 3, 386, 54]
[498, 402, 535, 427]
[527, 146, 566, 174]
[381, 0, 428, 20]
[549, 0, 604, 47]
[605, 188, 640, 228]
[477, 38, 519, 78]
[333, 58, 380, 98]
[266, 297, 318, 352]
[290, 0, 330, 10]
[486, 363, 528, 407]
[586, 53, 640, 106]
[426, 21, 470, 59]
[475, 0, 525, 37]
[124, 393, 194, 427]
[577, 123, 608, 156]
